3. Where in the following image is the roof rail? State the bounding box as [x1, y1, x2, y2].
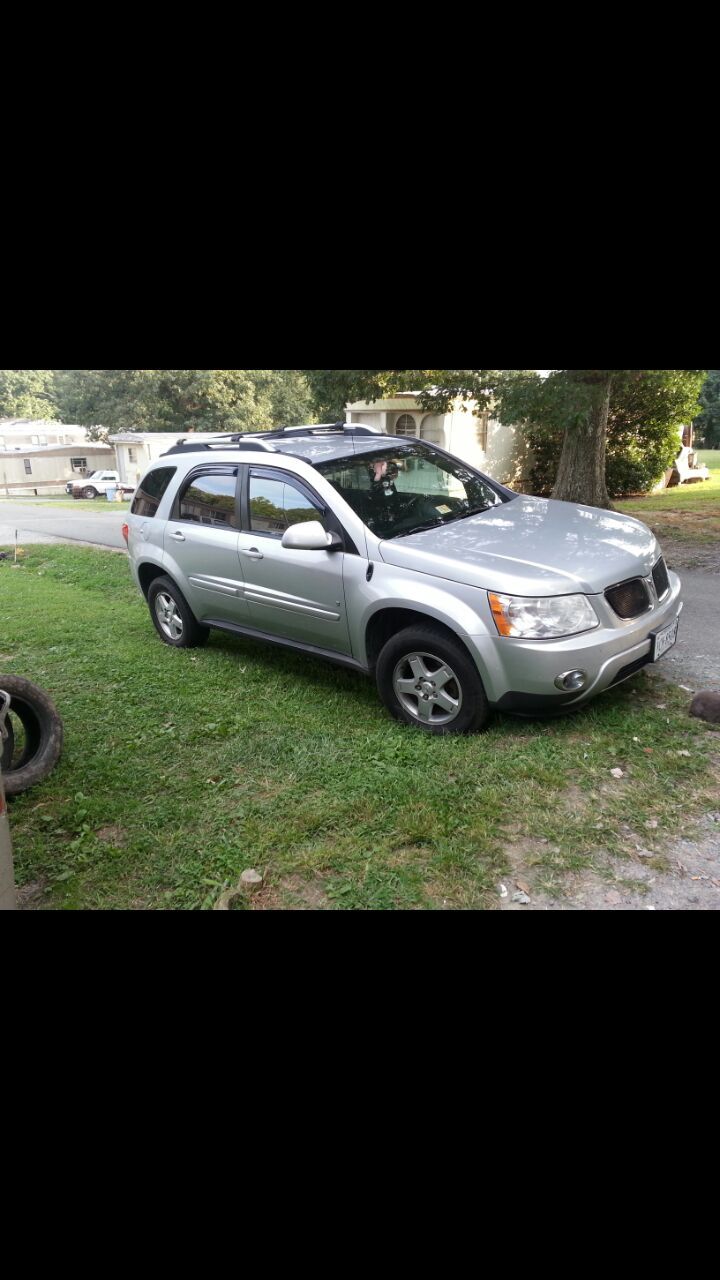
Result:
[161, 423, 385, 456]
[263, 422, 384, 439]
[161, 435, 278, 457]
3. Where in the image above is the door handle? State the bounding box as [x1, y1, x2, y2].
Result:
[170, 531, 186, 542]
[241, 548, 264, 560]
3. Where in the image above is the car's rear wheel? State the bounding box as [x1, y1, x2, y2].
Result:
[147, 576, 209, 649]
[376, 625, 490, 735]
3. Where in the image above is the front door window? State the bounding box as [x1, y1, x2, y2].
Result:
[249, 476, 325, 535]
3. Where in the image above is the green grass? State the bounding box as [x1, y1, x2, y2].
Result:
[1, 545, 717, 910]
[2, 496, 127, 512]
[616, 451, 720, 545]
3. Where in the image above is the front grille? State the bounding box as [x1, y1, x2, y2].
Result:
[605, 578, 651, 620]
[652, 556, 670, 600]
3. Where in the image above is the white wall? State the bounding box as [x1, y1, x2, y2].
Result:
[113, 437, 180, 486]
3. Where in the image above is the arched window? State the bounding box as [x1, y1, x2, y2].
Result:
[395, 414, 417, 437]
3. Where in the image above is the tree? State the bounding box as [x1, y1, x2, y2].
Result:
[498, 370, 615, 507]
[498, 370, 707, 504]
[694, 371, 720, 447]
[0, 370, 59, 420]
[54, 369, 315, 438]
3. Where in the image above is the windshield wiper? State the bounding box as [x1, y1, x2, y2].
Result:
[390, 518, 446, 539]
[449, 504, 493, 522]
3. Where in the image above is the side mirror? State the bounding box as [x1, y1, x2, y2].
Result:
[281, 521, 343, 552]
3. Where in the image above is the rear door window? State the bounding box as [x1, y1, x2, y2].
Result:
[176, 470, 239, 529]
[131, 467, 177, 518]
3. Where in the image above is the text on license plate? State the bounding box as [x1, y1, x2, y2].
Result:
[652, 618, 679, 661]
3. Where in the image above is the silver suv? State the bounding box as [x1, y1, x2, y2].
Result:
[124, 425, 683, 735]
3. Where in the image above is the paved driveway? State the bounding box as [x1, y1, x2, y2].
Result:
[661, 568, 720, 692]
[0, 499, 127, 551]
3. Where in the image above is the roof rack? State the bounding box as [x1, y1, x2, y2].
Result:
[161, 423, 384, 457]
[258, 422, 384, 440]
[161, 435, 279, 457]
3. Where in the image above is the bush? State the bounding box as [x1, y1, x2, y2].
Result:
[525, 422, 680, 498]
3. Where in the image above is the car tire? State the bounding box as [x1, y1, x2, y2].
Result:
[147, 576, 210, 650]
[83, 487, 99, 499]
[376, 625, 490, 735]
[0, 676, 64, 797]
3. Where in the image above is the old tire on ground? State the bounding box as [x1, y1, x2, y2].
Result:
[0, 676, 64, 797]
[0, 715, 15, 773]
[375, 625, 491, 735]
[147, 576, 210, 650]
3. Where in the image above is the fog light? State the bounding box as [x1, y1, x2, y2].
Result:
[554, 670, 587, 692]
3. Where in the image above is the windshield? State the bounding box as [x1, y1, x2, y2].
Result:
[316, 442, 506, 540]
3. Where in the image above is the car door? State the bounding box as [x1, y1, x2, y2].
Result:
[238, 467, 351, 654]
[164, 466, 250, 625]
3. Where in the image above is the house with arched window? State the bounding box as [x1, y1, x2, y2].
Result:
[344, 392, 530, 486]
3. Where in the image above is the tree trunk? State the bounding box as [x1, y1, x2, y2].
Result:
[552, 375, 613, 508]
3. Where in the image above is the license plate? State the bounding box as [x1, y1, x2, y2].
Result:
[651, 617, 679, 661]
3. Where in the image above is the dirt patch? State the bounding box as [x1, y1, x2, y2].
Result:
[95, 825, 127, 846]
[502, 812, 720, 911]
[16, 879, 51, 910]
[659, 534, 720, 573]
[256, 873, 331, 911]
[561, 783, 593, 816]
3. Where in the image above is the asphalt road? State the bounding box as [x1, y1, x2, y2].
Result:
[660, 569, 720, 693]
[0, 499, 127, 551]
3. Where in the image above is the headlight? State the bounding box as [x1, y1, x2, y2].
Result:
[489, 592, 599, 639]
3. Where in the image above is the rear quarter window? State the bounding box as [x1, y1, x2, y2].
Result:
[131, 467, 177, 518]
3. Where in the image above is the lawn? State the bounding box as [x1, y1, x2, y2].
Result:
[1, 544, 717, 910]
[2, 496, 127, 513]
[616, 451, 720, 547]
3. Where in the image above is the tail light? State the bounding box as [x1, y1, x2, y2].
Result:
[121, 523, 129, 546]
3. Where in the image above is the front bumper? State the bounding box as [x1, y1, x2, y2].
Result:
[468, 570, 683, 712]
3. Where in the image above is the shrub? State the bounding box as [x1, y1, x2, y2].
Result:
[525, 421, 680, 498]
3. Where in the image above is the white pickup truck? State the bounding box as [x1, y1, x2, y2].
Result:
[67, 471, 136, 500]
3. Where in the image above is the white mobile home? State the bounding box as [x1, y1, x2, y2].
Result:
[0, 444, 116, 497]
[0, 419, 93, 451]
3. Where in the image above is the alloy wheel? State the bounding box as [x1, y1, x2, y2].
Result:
[392, 651, 463, 726]
[155, 593, 184, 642]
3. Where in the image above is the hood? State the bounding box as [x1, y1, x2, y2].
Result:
[378, 496, 659, 596]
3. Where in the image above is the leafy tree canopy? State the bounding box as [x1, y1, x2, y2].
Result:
[53, 369, 314, 438]
[0, 369, 59, 420]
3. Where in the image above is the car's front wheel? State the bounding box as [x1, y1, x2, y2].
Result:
[147, 576, 210, 650]
[83, 486, 99, 499]
[376, 625, 490, 735]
